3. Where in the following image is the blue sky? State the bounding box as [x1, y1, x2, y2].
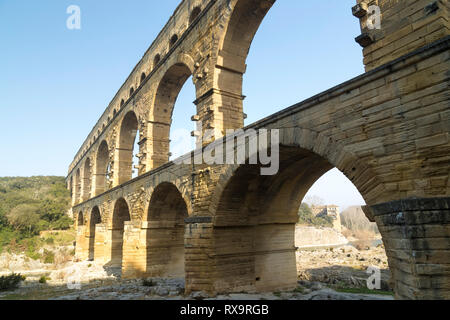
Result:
[0, 0, 366, 208]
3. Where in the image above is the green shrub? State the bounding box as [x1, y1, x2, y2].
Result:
[42, 249, 55, 264]
[25, 249, 41, 261]
[0, 273, 26, 291]
[298, 203, 334, 228]
[24, 239, 42, 260]
[38, 276, 49, 284]
[49, 216, 72, 230]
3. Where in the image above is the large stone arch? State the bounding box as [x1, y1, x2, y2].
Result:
[209, 128, 386, 216]
[144, 182, 188, 278]
[147, 57, 196, 169]
[214, 0, 274, 89]
[204, 0, 276, 140]
[82, 157, 92, 202]
[94, 140, 110, 196]
[143, 176, 193, 219]
[77, 210, 84, 228]
[88, 206, 102, 261]
[74, 168, 81, 205]
[74, 209, 88, 260]
[109, 197, 131, 269]
[115, 111, 139, 186]
[203, 127, 388, 293]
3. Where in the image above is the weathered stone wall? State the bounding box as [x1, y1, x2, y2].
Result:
[364, 197, 450, 300]
[355, 0, 449, 71]
[93, 224, 107, 263]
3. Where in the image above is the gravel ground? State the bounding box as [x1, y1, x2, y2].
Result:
[296, 245, 391, 290]
[1, 243, 392, 300]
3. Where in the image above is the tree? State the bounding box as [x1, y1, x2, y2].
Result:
[298, 202, 313, 217]
[304, 195, 325, 207]
[6, 204, 41, 234]
[297, 202, 333, 227]
[38, 199, 68, 222]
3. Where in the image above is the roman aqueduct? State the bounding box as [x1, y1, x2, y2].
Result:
[67, 0, 450, 299]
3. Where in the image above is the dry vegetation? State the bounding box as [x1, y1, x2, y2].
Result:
[340, 206, 381, 250]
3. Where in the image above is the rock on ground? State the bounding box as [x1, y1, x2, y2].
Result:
[296, 245, 391, 290]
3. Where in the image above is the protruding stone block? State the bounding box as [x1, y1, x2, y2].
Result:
[352, 3, 367, 18]
[355, 33, 374, 47]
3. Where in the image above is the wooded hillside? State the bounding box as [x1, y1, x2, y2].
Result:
[0, 177, 72, 250]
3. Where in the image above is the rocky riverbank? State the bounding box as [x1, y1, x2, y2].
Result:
[297, 244, 391, 290]
[0, 244, 392, 300]
[0, 275, 392, 300]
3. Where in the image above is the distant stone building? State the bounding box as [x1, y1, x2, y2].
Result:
[311, 205, 342, 232]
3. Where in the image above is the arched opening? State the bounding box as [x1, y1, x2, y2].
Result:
[113, 109, 117, 116]
[170, 34, 179, 48]
[75, 169, 81, 204]
[296, 170, 389, 294]
[170, 72, 196, 161]
[189, 6, 201, 25]
[95, 140, 110, 196]
[130, 87, 134, 97]
[82, 158, 91, 201]
[120, 99, 125, 108]
[146, 183, 188, 278]
[140, 72, 146, 84]
[215, 0, 274, 108]
[77, 211, 84, 228]
[69, 176, 73, 202]
[117, 111, 139, 184]
[211, 144, 386, 294]
[88, 206, 102, 261]
[111, 198, 131, 269]
[132, 129, 140, 179]
[151, 63, 194, 166]
[154, 54, 161, 67]
[215, 0, 363, 127]
[106, 163, 112, 187]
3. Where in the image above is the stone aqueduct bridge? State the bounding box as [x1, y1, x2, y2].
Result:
[67, 0, 450, 299]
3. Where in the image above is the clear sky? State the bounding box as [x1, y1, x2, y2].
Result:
[0, 0, 366, 209]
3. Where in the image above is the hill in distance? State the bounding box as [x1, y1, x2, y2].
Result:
[0, 176, 72, 251]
